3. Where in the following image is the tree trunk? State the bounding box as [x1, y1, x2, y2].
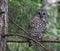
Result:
[0, 0, 8, 51]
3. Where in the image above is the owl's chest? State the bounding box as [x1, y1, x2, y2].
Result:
[31, 18, 44, 28]
[30, 17, 46, 32]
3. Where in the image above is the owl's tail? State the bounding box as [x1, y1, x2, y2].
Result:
[29, 40, 36, 46]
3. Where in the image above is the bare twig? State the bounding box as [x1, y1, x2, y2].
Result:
[7, 38, 28, 42]
[8, 17, 28, 34]
[8, 17, 50, 51]
[7, 37, 60, 43]
[2, 34, 50, 51]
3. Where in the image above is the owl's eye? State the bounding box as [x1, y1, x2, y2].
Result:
[42, 12, 45, 15]
[38, 12, 40, 15]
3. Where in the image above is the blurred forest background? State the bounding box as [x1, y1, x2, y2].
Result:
[7, 0, 60, 51]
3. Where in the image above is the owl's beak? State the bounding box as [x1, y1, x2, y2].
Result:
[40, 13, 42, 18]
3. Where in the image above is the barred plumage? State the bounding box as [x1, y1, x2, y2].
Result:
[28, 9, 48, 46]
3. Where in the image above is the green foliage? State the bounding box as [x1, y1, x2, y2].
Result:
[8, 0, 42, 34]
[8, 0, 42, 51]
[7, 0, 60, 51]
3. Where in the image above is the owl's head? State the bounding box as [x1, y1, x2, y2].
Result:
[36, 9, 47, 18]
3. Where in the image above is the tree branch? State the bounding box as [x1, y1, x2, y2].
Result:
[1, 34, 50, 51]
[7, 38, 28, 42]
[8, 17, 50, 51]
[7, 38, 60, 43]
[8, 17, 28, 34]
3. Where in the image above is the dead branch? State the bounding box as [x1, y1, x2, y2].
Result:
[8, 17, 50, 51]
[7, 38, 28, 42]
[1, 34, 50, 51]
[8, 17, 28, 34]
[7, 38, 60, 43]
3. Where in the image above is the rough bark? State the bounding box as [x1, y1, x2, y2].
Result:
[0, 0, 8, 51]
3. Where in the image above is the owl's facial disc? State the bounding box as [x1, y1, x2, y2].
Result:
[37, 9, 47, 18]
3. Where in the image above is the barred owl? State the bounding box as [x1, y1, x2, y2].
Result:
[28, 9, 48, 46]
